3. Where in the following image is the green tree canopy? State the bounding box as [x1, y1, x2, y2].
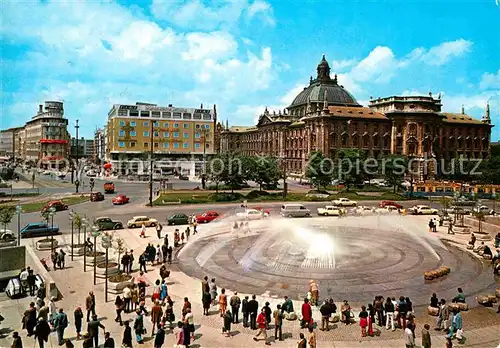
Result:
[305, 151, 334, 190]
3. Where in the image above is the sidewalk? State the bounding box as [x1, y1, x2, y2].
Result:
[1, 221, 499, 348]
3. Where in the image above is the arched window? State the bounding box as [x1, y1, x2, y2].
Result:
[341, 134, 349, 147]
[363, 135, 370, 148]
[352, 135, 359, 147]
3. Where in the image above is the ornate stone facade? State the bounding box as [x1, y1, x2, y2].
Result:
[219, 56, 493, 177]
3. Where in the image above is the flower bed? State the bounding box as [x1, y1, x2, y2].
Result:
[108, 273, 133, 294]
[85, 251, 105, 266]
[95, 262, 119, 276]
[473, 232, 492, 241]
[66, 244, 86, 256]
[453, 226, 471, 234]
[424, 266, 451, 281]
[36, 238, 59, 251]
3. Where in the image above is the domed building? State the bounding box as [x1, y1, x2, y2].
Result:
[219, 55, 493, 178]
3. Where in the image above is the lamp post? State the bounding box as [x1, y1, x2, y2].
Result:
[75, 119, 80, 183]
[201, 128, 208, 189]
[453, 191, 460, 224]
[69, 210, 74, 261]
[48, 206, 56, 254]
[81, 217, 89, 272]
[15, 205, 22, 246]
[91, 226, 100, 285]
[101, 233, 112, 302]
[149, 121, 154, 207]
[492, 192, 496, 213]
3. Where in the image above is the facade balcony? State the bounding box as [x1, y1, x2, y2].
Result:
[40, 139, 68, 144]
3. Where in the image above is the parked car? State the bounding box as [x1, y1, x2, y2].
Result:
[41, 200, 68, 213]
[410, 205, 438, 215]
[473, 205, 496, 215]
[236, 209, 267, 220]
[86, 170, 97, 177]
[178, 175, 189, 181]
[249, 206, 271, 215]
[95, 217, 123, 230]
[167, 213, 190, 225]
[306, 190, 330, 199]
[104, 182, 115, 194]
[317, 206, 346, 216]
[280, 204, 311, 217]
[127, 216, 158, 228]
[20, 223, 59, 238]
[112, 194, 130, 205]
[0, 229, 15, 242]
[196, 211, 219, 223]
[90, 192, 104, 202]
[332, 198, 357, 206]
[445, 206, 471, 215]
[379, 200, 403, 209]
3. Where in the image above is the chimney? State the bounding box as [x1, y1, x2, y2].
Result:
[38, 105, 43, 113]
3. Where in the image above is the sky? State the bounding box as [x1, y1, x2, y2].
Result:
[1, 0, 499, 140]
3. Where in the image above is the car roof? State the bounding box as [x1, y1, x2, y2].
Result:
[96, 217, 111, 220]
[26, 222, 42, 226]
[132, 216, 148, 219]
[324, 206, 338, 209]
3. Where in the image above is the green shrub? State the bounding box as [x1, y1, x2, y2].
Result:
[208, 192, 243, 202]
[245, 190, 270, 199]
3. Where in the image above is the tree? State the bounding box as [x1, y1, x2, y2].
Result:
[380, 154, 407, 193]
[224, 155, 247, 193]
[252, 156, 281, 191]
[439, 196, 452, 215]
[0, 207, 15, 231]
[113, 235, 127, 265]
[206, 155, 226, 192]
[72, 212, 83, 245]
[305, 151, 334, 191]
[41, 211, 50, 226]
[337, 149, 367, 192]
[472, 211, 486, 233]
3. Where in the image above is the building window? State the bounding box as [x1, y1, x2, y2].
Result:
[130, 142, 136, 148]
[163, 132, 169, 137]
[173, 132, 179, 138]
[183, 124, 189, 129]
[154, 131, 159, 137]
[183, 132, 188, 139]
[193, 113, 202, 120]
[183, 143, 189, 148]
[129, 110, 139, 116]
[144, 142, 149, 147]
[173, 112, 182, 119]
[196, 124, 200, 129]
[152, 111, 160, 117]
[195, 143, 201, 149]
[173, 143, 179, 149]
[203, 114, 211, 120]
[154, 142, 159, 148]
[143, 121, 149, 127]
[140, 111, 150, 117]
[119, 130, 125, 136]
[119, 121, 125, 126]
[130, 131, 136, 137]
[164, 123, 169, 128]
[195, 132, 201, 138]
[130, 121, 136, 127]
[162, 112, 171, 118]
[153, 121, 159, 127]
[174, 123, 179, 128]
[163, 143, 169, 148]
[119, 142, 125, 147]
[183, 113, 192, 119]
[143, 131, 149, 137]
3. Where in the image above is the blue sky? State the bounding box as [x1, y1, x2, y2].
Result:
[1, 0, 499, 139]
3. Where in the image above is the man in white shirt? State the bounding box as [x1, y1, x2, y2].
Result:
[123, 286, 132, 313]
[19, 268, 29, 290]
[404, 323, 415, 347]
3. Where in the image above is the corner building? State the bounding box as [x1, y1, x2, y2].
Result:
[106, 102, 217, 176]
[220, 56, 493, 178]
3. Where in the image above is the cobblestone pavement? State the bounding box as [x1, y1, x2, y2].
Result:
[1, 216, 499, 348]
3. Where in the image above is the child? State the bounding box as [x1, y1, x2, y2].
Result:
[140, 224, 146, 238]
[358, 305, 368, 337]
[222, 310, 232, 337]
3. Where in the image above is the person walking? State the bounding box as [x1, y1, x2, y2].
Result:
[435, 299, 449, 331]
[34, 318, 50, 348]
[218, 288, 228, 317]
[74, 307, 84, 340]
[140, 223, 146, 238]
[151, 300, 163, 336]
[447, 308, 463, 340]
[308, 326, 316, 348]
[202, 290, 211, 316]
[115, 296, 124, 325]
[253, 308, 270, 345]
[11, 332, 22, 348]
[103, 332, 115, 348]
[54, 308, 69, 346]
[242, 296, 249, 327]
[87, 314, 105, 348]
[421, 323, 431, 348]
[301, 298, 312, 329]
[27, 270, 37, 296]
[273, 304, 283, 341]
[86, 291, 96, 322]
[123, 286, 132, 313]
[133, 309, 145, 344]
[184, 308, 195, 341]
[405, 323, 415, 347]
[139, 253, 147, 273]
[122, 321, 132, 348]
[156, 223, 162, 240]
[248, 295, 259, 330]
[230, 292, 241, 324]
[48, 297, 57, 326]
[156, 245, 162, 265]
[22, 302, 37, 336]
[154, 324, 165, 348]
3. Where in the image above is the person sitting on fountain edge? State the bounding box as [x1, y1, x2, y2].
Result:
[452, 288, 466, 303]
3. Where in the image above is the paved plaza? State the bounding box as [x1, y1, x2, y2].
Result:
[1, 214, 499, 347]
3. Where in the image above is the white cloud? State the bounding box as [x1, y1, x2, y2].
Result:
[279, 84, 305, 105]
[331, 59, 357, 71]
[182, 32, 237, 61]
[411, 39, 473, 66]
[479, 70, 500, 90]
[247, 0, 275, 25]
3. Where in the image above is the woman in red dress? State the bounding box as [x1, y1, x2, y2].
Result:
[358, 306, 368, 337]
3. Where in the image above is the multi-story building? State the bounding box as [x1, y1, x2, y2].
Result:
[220, 55, 493, 178]
[0, 127, 24, 158]
[23, 101, 70, 168]
[106, 102, 217, 176]
[93, 128, 106, 164]
[70, 138, 94, 158]
[13, 127, 26, 161]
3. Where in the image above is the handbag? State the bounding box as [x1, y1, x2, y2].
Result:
[456, 328, 464, 339]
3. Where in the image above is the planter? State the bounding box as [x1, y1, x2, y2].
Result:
[95, 262, 119, 276]
[108, 274, 134, 294]
[36, 239, 59, 251]
[0, 240, 17, 248]
[454, 226, 471, 234]
[427, 306, 439, 316]
[476, 295, 492, 306]
[66, 244, 86, 256]
[474, 232, 492, 241]
[85, 252, 105, 266]
[424, 266, 450, 281]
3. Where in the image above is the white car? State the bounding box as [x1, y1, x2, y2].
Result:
[349, 206, 374, 215]
[473, 206, 496, 215]
[317, 206, 346, 216]
[0, 229, 15, 242]
[236, 209, 267, 220]
[332, 198, 357, 206]
[412, 205, 438, 215]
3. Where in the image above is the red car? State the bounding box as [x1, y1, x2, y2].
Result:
[90, 192, 104, 202]
[196, 211, 219, 223]
[112, 194, 130, 205]
[41, 200, 68, 213]
[251, 206, 271, 215]
[379, 200, 403, 209]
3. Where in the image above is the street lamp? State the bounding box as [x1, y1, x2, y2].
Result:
[48, 206, 56, 254]
[453, 191, 460, 224]
[101, 233, 113, 302]
[81, 217, 89, 272]
[15, 205, 22, 246]
[492, 192, 496, 213]
[69, 211, 75, 261]
[91, 226, 101, 285]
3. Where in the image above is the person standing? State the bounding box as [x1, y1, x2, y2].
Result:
[253, 308, 270, 345]
[385, 296, 395, 331]
[320, 300, 331, 331]
[74, 307, 83, 340]
[222, 309, 232, 337]
[54, 308, 68, 346]
[151, 300, 163, 336]
[122, 321, 132, 348]
[297, 332, 306, 348]
[48, 297, 57, 326]
[87, 314, 105, 348]
[184, 308, 195, 341]
[154, 324, 165, 348]
[156, 223, 162, 240]
[230, 292, 241, 324]
[301, 298, 312, 329]
[86, 291, 96, 322]
[161, 243, 168, 264]
[308, 326, 316, 348]
[218, 288, 228, 317]
[140, 223, 146, 238]
[248, 295, 259, 330]
[359, 305, 369, 337]
[133, 309, 145, 344]
[58, 249, 66, 269]
[209, 278, 217, 305]
[156, 245, 162, 265]
[22, 302, 37, 336]
[309, 280, 319, 306]
[103, 332, 115, 348]
[123, 286, 132, 313]
[404, 323, 415, 348]
[273, 304, 283, 341]
[139, 253, 147, 273]
[34, 318, 50, 348]
[242, 296, 249, 327]
[128, 250, 134, 273]
[27, 270, 37, 296]
[121, 252, 130, 274]
[115, 296, 124, 325]
[11, 332, 22, 348]
[435, 299, 449, 331]
[421, 323, 431, 348]
[202, 290, 211, 316]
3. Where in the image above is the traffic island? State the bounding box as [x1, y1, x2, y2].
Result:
[107, 273, 133, 294]
[36, 239, 59, 251]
